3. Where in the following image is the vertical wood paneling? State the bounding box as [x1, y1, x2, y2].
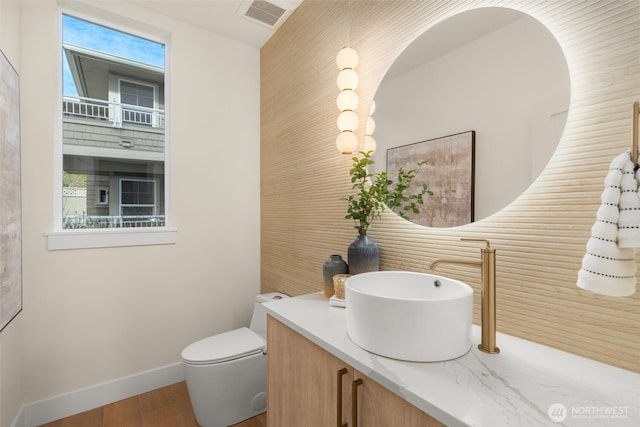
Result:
[261, 0, 640, 372]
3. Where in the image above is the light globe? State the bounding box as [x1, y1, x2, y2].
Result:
[337, 69, 359, 91]
[337, 110, 359, 132]
[337, 90, 359, 111]
[336, 46, 359, 70]
[336, 131, 358, 154]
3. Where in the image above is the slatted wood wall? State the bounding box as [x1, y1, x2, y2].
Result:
[261, 0, 640, 373]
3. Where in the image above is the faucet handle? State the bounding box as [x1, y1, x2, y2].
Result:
[460, 237, 491, 248]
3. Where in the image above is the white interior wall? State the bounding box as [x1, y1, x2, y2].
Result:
[373, 15, 570, 221]
[0, 1, 261, 424]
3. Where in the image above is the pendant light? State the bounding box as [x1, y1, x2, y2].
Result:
[364, 100, 376, 153]
[336, 46, 359, 154]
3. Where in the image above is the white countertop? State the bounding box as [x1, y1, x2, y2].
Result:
[264, 292, 640, 427]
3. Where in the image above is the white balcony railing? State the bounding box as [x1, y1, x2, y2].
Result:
[63, 215, 165, 229]
[63, 96, 165, 129]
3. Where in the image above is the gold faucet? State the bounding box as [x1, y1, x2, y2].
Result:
[430, 238, 500, 354]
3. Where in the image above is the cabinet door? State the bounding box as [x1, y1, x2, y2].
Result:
[354, 370, 445, 427]
[267, 316, 352, 427]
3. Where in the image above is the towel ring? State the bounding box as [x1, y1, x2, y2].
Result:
[633, 101, 639, 166]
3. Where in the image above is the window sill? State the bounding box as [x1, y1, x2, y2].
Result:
[47, 227, 177, 250]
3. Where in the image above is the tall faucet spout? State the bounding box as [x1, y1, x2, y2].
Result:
[429, 259, 480, 270]
[430, 238, 500, 354]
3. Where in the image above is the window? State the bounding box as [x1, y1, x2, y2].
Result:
[120, 179, 156, 216]
[97, 188, 108, 205]
[50, 13, 174, 249]
[119, 80, 158, 126]
[60, 14, 165, 230]
[120, 81, 154, 109]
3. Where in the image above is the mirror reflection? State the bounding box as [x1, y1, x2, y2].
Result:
[371, 7, 570, 227]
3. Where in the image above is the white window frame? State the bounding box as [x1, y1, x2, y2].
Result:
[119, 79, 158, 127]
[48, 8, 176, 250]
[110, 76, 161, 128]
[119, 178, 157, 216]
[96, 188, 108, 205]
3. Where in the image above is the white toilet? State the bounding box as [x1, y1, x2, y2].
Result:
[181, 292, 288, 427]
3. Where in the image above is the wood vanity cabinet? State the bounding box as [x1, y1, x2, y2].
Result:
[267, 316, 444, 427]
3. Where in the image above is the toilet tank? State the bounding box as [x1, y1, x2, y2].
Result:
[250, 292, 289, 339]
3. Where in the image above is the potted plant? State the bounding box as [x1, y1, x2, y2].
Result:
[343, 151, 432, 274]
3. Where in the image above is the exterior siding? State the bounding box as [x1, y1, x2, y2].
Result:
[63, 119, 164, 153]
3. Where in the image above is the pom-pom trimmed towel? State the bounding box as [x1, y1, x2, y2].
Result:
[577, 151, 638, 296]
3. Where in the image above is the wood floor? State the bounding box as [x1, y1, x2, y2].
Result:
[39, 381, 267, 427]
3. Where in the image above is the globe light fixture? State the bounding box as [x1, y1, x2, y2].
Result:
[336, 46, 359, 154]
[336, 89, 358, 111]
[364, 100, 377, 153]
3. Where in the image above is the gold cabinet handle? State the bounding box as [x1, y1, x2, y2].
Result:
[337, 368, 348, 427]
[351, 378, 363, 427]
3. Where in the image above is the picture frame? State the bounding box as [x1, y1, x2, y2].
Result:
[0, 49, 22, 332]
[387, 131, 475, 227]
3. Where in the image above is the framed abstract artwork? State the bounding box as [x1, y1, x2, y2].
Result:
[387, 131, 475, 227]
[0, 49, 22, 332]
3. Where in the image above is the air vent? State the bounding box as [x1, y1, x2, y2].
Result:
[244, 0, 287, 28]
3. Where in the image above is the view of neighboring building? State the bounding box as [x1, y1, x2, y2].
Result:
[61, 19, 165, 229]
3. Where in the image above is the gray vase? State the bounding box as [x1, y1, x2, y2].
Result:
[347, 235, 380, 275]
[323, 254, 348, 284]
[323, 254, 349, 297]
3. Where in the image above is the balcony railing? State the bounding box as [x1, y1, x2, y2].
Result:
[63, 96, 165, 129]
[63, 215, 165, 229]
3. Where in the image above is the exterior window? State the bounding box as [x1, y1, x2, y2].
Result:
[97, 188, 108, 205]
[120, 179, 156, 216]
[120, 81, 154, 109]
[119, 80, 157, 126]
[61, 15, 166, 230]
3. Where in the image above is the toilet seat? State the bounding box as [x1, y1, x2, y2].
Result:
[181, 327, 265, 365]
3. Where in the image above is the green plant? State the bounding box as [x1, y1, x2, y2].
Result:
[343, 151, 433, 235]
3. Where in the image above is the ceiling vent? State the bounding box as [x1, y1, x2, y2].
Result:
[238, 0, 302, 29]
[245, 1, 285, 27]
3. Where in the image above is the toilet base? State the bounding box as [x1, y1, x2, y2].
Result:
[184, 352, 266, 427]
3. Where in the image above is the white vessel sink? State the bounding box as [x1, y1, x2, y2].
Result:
[345, 271, 473, 362]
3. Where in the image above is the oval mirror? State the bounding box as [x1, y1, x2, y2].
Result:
[370, 7, 570, 227]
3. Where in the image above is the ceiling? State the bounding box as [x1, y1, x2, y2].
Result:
[127, 2, 524, 74]
[128, 0, 303, 48]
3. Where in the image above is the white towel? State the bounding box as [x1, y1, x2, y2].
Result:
[577, 151, 637, 297]
[618, 159, 640, 247]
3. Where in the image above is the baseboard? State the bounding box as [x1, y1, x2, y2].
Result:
[10, 408, 25, 427]
[12, 362, 184, 427]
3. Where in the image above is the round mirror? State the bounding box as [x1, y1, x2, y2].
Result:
[370, 7, 570, 227]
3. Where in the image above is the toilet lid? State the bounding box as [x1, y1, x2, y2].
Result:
[181, 327, 265, 365]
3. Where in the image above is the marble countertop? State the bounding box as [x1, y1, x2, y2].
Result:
[264, 292, 639, 427]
